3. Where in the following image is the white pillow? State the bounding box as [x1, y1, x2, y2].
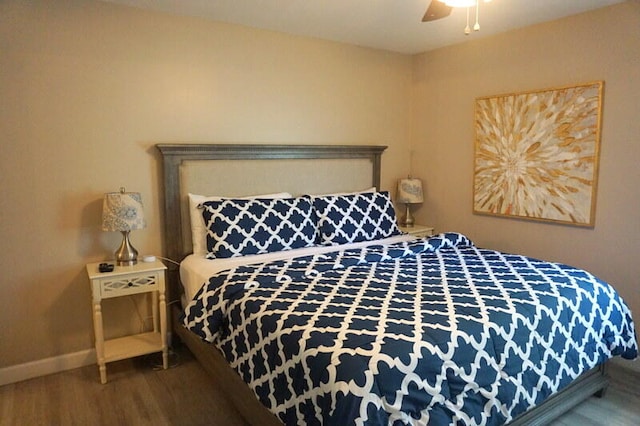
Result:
[188, 192, 292, 255]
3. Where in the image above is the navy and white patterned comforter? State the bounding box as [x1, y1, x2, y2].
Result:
[183, 233, 638, 425]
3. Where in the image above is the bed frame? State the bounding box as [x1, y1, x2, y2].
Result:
[156, 143, 608, 426]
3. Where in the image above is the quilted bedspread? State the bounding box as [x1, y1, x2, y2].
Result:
[183, 233, 637, 425]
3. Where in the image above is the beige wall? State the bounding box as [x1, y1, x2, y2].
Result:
[0, 0, 412, 367]
[1, 0, 638, 372]
[411, 2, 640, 329]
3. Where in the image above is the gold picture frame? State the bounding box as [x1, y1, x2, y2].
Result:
[473, 81, 603, 227]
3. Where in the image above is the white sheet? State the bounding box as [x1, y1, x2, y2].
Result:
[179, 234, 415, 305]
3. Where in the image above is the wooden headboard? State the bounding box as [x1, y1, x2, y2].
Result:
[156, 143, 387, 302]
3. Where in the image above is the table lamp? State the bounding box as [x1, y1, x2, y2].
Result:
[397, 177, 424, 227]
[102, 188, 146, 266]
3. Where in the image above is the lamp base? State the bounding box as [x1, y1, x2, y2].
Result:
[400, 204, 415, 227]
[115, 231, 138, 266]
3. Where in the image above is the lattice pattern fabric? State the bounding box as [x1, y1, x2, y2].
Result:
[184, 233, 638, 425]
[201, 197, 317, 258]
[313, 191, 401, 245]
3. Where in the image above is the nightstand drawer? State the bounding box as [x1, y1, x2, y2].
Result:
[96, 271, 160, 298]
[398, 224, 434, 238]
[409, 229, 433, 238]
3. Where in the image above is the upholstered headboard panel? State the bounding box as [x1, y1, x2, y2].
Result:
[156, 144, 387, 301]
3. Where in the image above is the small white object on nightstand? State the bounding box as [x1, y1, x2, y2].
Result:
[86, 259, 168, 384]
[399, 224, 434, 239]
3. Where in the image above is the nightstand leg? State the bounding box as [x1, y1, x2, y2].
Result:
[152, 291, 159, 333]
[159, 289, 168, 369]
[92, 301, 107, 384]
[99, 364, 107, 385]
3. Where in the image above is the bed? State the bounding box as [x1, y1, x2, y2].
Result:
[157, 143, 637, 425]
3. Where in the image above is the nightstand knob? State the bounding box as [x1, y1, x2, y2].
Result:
[127, 282, 133, 287]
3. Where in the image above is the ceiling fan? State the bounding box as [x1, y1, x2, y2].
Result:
[422, 0, 493, 34]
[422, 0, 453, 22]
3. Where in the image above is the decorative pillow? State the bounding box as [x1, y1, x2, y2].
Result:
[201, 197, 318, 258]
[188, 192, 291, 255]
[313, 191, 401, 246]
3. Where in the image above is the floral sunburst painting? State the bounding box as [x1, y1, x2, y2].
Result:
[473, 81, 603, 226]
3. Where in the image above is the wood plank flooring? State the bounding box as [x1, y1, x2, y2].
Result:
[0, 345, 245, 426]
[1, 345, 638, 425]
[554, 363, 640, 426]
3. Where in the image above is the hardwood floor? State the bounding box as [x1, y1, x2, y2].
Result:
[1, 345, 638, 425]
[554, 363, 640, 426]
[0, 345, 246, 426]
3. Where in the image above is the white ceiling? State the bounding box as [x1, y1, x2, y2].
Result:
[101, 0, 626, 54]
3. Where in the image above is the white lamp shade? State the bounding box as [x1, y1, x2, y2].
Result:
[397, 178, 424, 204]
[102, 190, 146, 232]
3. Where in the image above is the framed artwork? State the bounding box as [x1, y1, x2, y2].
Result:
[473, 81, 603, 227]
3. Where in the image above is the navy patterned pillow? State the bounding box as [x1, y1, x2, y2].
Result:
[313, 191, 401, 245]
[201, 197, 318, 258]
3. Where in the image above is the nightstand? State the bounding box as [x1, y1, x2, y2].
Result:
[399, 224, 435, 238]
[86, 259, 168, 384]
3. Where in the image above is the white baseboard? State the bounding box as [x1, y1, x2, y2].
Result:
[0, 349, 96, 386]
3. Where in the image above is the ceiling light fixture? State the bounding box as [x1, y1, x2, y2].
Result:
[439, 0, 493, 35]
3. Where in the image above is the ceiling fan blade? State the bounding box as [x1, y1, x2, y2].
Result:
[422, 0, 453, 22]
